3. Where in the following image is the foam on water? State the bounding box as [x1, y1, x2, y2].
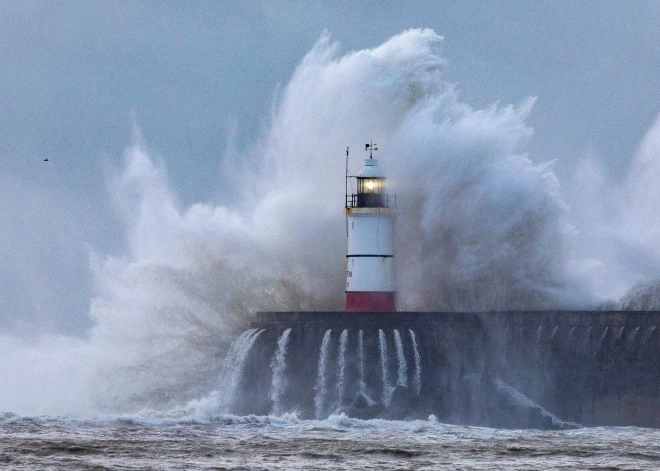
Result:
[2, 411, 659, 471]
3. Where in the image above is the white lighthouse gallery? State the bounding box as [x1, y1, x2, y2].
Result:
[345, 144, 396, 312]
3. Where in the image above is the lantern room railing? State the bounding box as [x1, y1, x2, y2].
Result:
[346, 193, 396, 209]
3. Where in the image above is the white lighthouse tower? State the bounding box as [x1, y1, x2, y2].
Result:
[345, 143, 396, 312]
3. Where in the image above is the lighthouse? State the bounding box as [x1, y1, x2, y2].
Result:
[345, 144, 396, 312]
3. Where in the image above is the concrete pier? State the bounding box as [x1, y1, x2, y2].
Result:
[241, 311, 660, 427]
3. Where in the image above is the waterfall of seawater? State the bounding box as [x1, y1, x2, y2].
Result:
[493, 378, 571, 429]
[358, 329, 366, 395]
[336, 329, 348, 407]
[269, 328, 292, 416]
[409, 329, 421, 396]
[630, 326, 641, 345]
[551, 326, 559, 341]
[599, 327, 610, 349]
[616, 327, 626, 342]
[643, 326, 657, 346]
[535, 325, 544, 359]
[220, 328, 263, 411]
[378, 329, 392, 405]
[314, 329, 332, 419]
[393, 329, 408, 387]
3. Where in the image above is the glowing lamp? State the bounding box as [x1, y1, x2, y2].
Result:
[358, 177, 383, 194]
[356, 160, 385, 207]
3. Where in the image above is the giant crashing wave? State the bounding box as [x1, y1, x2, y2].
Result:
[2, 29, 660, 418]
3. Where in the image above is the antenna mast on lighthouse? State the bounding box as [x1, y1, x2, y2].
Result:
[345, 147, 349, 209]
[344, 142, 396, 312]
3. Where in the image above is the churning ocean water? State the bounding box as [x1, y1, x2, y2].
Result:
[1, 412, 659, 470]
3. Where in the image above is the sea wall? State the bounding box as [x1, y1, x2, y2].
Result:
[235, 311, 660, 428]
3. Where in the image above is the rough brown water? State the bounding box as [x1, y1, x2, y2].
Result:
[2, 413, 660, 470]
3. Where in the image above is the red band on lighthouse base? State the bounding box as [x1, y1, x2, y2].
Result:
[345, 291, 396, 312]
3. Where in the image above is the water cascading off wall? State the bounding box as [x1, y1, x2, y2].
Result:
[336, 329, 349, 408]
[358, 329, 366, 395]
[222, 310, 660, 428]
[314, 329, 332, 419]
[378, 329, 392, 406]
[222, 323, 432, 421]
[393, 329, 408, 388]
[409, 329, 421, 396]
[219, 328, 264, 412]
[269, 328, 292, 416]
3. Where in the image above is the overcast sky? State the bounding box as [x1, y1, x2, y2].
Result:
[2, 1, 660, 336]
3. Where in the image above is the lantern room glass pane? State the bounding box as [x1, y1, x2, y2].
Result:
[356, 177, 386, 207]
[358, 178, 384, 194]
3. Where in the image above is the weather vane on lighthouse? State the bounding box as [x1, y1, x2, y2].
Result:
[365, 141, 378, 158]
[344, 143, 396, 312]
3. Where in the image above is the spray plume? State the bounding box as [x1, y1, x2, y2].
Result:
[1, 28, 660, 416]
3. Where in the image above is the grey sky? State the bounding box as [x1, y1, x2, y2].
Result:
[1, 1, 659, 335]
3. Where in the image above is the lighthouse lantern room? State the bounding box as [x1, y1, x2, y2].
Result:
[345, 143, 396, 312]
